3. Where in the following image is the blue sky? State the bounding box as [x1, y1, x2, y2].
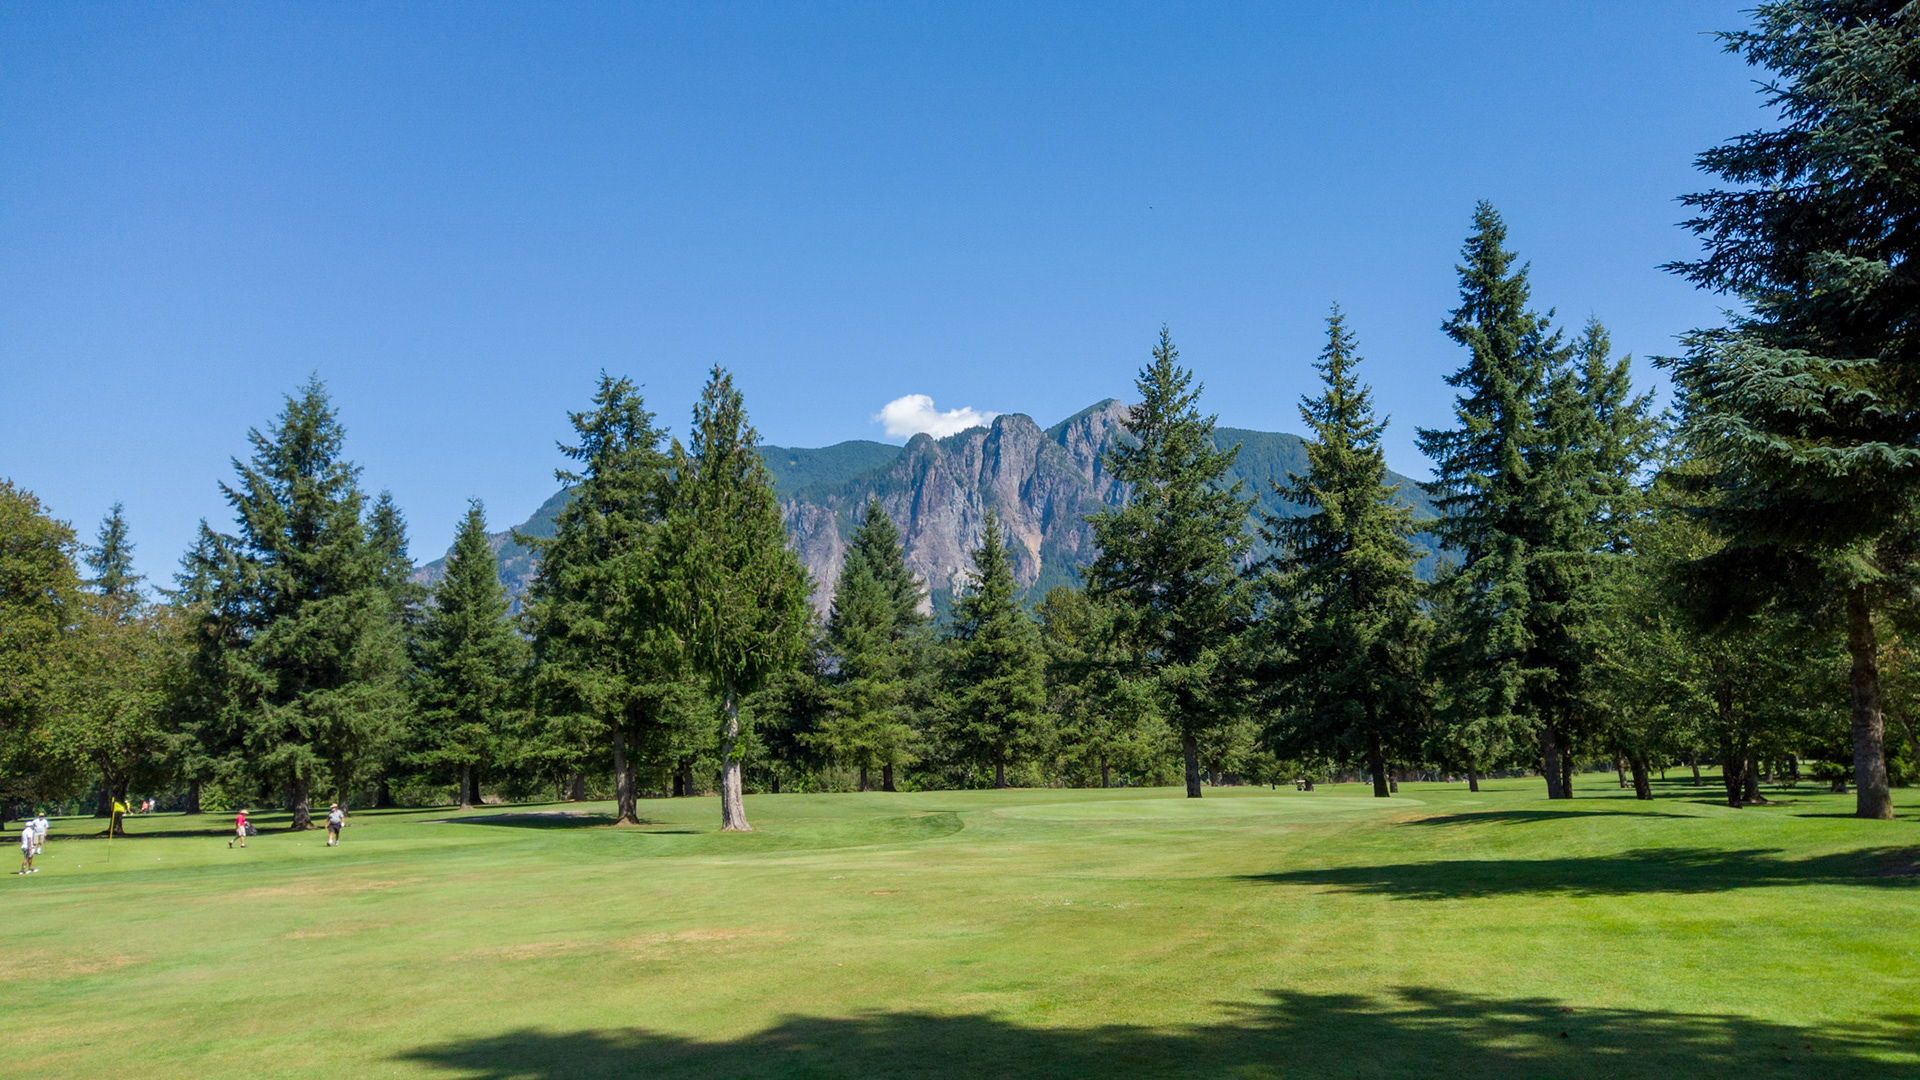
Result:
[1, 2, 1759, 571]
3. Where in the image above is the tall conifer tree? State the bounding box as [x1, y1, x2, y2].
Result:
[1416, 205, 1576, 798]
[664, 367, 814, 831]
[184, 379, 407, 828]
[1665, 0, 1920, 819]
[820, 499, 926, 791]
[1087, 328, 1253, 798]
[414, 501, 526, 808]
[522, 375, 677, 825]
[1261, 308, 1427, 797]
[943, 510, 1046, 788]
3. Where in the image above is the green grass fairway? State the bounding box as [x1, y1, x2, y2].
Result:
[8, 775, 1919, 1078]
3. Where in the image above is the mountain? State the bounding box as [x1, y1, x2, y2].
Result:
[417, 399, 1440, 615]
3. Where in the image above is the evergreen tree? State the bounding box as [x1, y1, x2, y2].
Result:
[1035, 585, 1162, 789]
[521, 374, 677, 825]
[87, 503, 142, 611]
[1664, 0, 1920, 819]
[413, 501, 526, 808]
[1415, 204, 1601, 799]
[942, 510, 1046, 788]
[819, 499, 927, 791]
[0, 481, 84, 822]
[1259, 307, 1427, 798]
[184, 379, 408, 829]
[664, 366, 814, 831]
[1087, 327, 1253, 798]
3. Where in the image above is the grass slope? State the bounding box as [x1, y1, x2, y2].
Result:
[7, 775, 1918, 1079]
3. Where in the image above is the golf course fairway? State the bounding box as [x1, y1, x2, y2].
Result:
[7, 774, 1917, 1078]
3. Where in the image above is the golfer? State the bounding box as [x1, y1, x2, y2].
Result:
[229, 808, 248, 849]
[325, 803, 345, 847]
[18, 820, 35, 874]
[31, 813, 47, 855]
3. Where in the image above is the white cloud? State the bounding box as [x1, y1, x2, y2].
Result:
[873, 394, 1000, 440]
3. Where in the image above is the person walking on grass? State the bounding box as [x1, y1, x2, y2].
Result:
[325, 803, 344, 847]
[31, 813, 47, 856]
[229, 808, 248, 849]
[19, 820, 36, 874]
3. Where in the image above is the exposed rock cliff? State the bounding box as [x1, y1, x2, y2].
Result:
[419, 398, 1437, 616]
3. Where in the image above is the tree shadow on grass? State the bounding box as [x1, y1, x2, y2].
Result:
[1241, 846, 1920, 899]
[394, 986, 1916, 1080]
[438, 813, 628, 830]
[1404, 809, 1691, 827]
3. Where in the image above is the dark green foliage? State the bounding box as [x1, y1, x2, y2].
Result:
[942, 510, 1047, 788]
[817, 499, 928, 789]
[664, 367, 815, 829]
[1086, 327, 1254, 797]
[1415, 206, 1651, 799]
[86, 503, 142, 613]
[761, 441, 903, 501]
[1259, 307, 1427, 797]
[412, 502, 527, 807]
[1663, 0, 1920, 819]
[1036, 585, 1165, 788]
[181, 379, 409, 828]
[520, 374, 681, 825]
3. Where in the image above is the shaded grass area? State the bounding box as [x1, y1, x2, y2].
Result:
[6, 773, 1920, 1079]
[398, 990, 1918, 1080]
[1245, 845, 1920, 898]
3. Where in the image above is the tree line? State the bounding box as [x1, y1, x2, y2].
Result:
[2, 1, 1914, 827]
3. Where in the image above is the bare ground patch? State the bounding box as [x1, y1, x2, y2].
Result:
[460, 927, 786, 962]
[1, 952, 139, 983]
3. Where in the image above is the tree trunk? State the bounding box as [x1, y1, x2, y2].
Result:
[1466, 765, 1480, 793]
[1785, 754, 1800, 786]
[993, 755, 1006, 790]
[1690, 757, 1701, 786]
[95, 783, 112, 818]
[185, 778, 203, 815]
[1628, 755, 1652, 801]
[1560, 750, 1575, 800]
[1100, 757, 1111, 790]
[771, 776, 781, 794]
[611, 727, 639, 825]
[289, 776, 312, 831]
[459, 764, 476, 809]
[1743, 751, 1764, 804]
[566, 770, 585, 802]
[1846, 586, 1895, 819]
[858, 765, 869, 792]
[1538, 726, 1567, 800]
[1181, 733, 1202, 798]
[1720, 739, 1746, 809]
[1367, 733, 1390, 798]
[1614, 757, 1628, 788]
[882, 763, 896, 792]
[373, 778, 394, 809]
[719, 683, 751, 832]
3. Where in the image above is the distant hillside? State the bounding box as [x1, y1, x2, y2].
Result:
[418, 399, 1440, 613]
